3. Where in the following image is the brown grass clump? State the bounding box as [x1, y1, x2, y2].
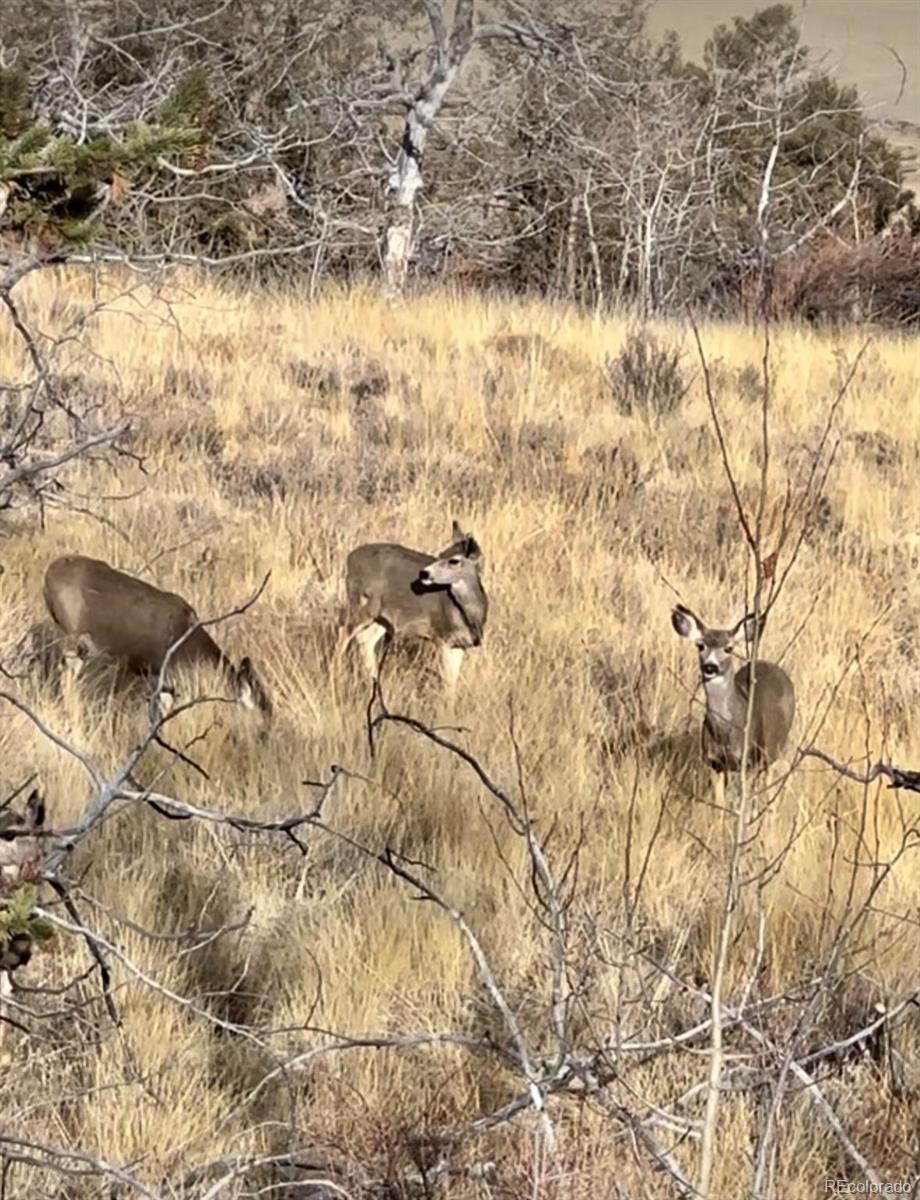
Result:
[1, 274, 919, 1195]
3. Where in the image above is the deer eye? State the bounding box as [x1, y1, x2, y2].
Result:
[723, 644, 733, 654]
[448, 557, 461, 567]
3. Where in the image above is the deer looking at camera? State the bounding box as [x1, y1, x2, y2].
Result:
[43, 555, 273, 726]
[671, 603, 795, 801]
[336, 520, 488, 693]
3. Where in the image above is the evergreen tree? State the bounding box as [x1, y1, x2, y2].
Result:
[0, 64, 205, 250]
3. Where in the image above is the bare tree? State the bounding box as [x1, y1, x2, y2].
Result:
[0, 255, 128, 521]
[377, 0, 550, 294]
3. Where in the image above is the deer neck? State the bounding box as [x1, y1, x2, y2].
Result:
[703, 665, 743, 733]
[447, 577, 487, 646]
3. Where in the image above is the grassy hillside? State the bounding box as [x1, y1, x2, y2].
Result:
[650, 0, 920, 191]
[1, 274, 919, 1196]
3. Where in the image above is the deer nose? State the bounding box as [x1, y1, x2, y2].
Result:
[418, 568, 431, 583]
[701, 662, 720, 680]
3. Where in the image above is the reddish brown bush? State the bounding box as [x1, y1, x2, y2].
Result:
[767, 236, 920, 328]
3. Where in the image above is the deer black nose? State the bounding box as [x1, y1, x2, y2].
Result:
[701, 662, 719, 680]
[419, 568, 431, 583]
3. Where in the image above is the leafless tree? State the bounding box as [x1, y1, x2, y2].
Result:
[0, 254, 128, 522]
[1, 0, 911, 310]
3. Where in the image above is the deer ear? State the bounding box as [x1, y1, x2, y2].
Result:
[464, 535, 482, 562]
[451, 519, 465, 543]
[237, 657, 255, 710]
[734, 612, 764, 645]
[25, 789, 45, 830]
[671, 604, 702, 641]
[237, 657, 273, 721]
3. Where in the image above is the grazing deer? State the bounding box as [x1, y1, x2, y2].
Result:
[336, 521, 488, 692]
[0, 789, 46, 1039]
[43, 555, 272, 726]
[671, 604, 795, 800]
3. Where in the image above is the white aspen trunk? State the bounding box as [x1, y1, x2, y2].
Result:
[582, 170, 604, 314]
[383, 0, 474, 296]
[616, 229, 632, 305]
[565, 190, 579, 301]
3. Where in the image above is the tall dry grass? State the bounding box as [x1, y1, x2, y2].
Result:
[1, 272, 919, 1196]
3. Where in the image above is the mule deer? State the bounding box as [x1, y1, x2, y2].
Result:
[336, 521, 487, 691]
[671, 604, 795, 799]
[0, 789, 46, 1038]
[43, 555, 272, 725]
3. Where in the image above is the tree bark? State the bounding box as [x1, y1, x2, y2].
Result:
[383, 0, 474, 296]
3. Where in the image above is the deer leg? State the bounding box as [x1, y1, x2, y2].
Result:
[61, 648, 84, 679]
[157, 684, 177, 720]
[440, 645, 465, 692]
[711, 770, 726, 811]
[353, 623, 387, 680]
[333, 622, 356, 669]
[331, 618, 375, 706]
[60, 633, 89, 681]
[330, 621, 356, 705]
[333, 613, 377, 671]
[61, 632, 98, 680]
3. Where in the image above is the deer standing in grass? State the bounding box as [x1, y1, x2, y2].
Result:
[671, 604, 795, 803]
[43, 555, 273, 726]
[0, 790, 46, 1045]
[336, 521, 488, 693]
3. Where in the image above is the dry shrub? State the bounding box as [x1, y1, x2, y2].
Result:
[771, 235, 920, 328]
[620, 485, 738, 572]
[199, 332, 237, 362]
[802, 493, 845, 546]
[163, 363, 211, 400]
[489, 415, 567, 470]
[849, 429, 901, 470]
[589, 647, 652, 754]
[484, 331, 597, 404]
[284, 343, 389, 401]
[213, 432, 339, 503]
[147, 406, 224, 458]
[57, 370, 120, 408]
[735, 362, 763, 404]
[605, 328, 691, 419]
[224, 460, 290, 500]
[561, 442, 646, 515]
[350, 391, 393, 448]
[581, 442, 644, 493]
[487, 331, 594, 375]
[283, 357, 340, 394]
[2, 618, 64, 681]
[354, 455, 418, 504]
[487, 331, 550, 358]
[427, 454, 496, 507]
[665, 423, 719, 476]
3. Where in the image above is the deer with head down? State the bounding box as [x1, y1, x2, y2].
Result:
[336, 520, 488, 693]
[43, 555, 273, 727]
[671, 603, 795, 802]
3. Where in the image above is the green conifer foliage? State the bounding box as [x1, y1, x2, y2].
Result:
[0, 66, 204, 246]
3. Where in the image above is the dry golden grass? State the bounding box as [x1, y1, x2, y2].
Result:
[1, 272, 919, 1196]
